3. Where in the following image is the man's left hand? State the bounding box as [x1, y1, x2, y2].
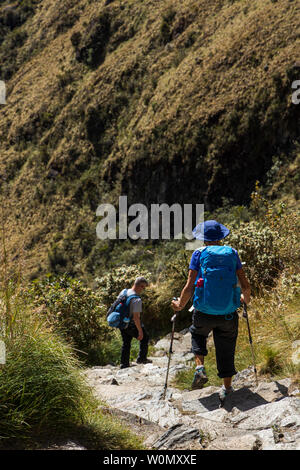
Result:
[240, 293, 250, 304]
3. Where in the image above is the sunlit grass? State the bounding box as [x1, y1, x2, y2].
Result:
[174, 291, 300, 390]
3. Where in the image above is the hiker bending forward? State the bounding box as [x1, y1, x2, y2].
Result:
[172, 220, 251, 402]
[119, 277, 151, 369]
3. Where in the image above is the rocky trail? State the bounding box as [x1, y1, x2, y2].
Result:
[83, 329, 300, 451]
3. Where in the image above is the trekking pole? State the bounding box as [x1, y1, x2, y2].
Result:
[243, 302, 258, 387]
[162, 299, 177, 400]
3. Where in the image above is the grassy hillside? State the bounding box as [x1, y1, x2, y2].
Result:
[0, 0, 299, 449]
[0, 0, 299, 281]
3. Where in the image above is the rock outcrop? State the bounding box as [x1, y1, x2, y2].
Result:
[84, 329, 300, 450]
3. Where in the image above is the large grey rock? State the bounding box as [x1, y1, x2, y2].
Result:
[96, 387, 182, 428]
[255, 428, 300, 450]
[253, 381, 289, 402]
[254, 429, 275, 449]
[184, 381, 290, 418]
[179, 386, 221, 414]
[206, 433, 261, 450]
[153, 332, 192, 355]
[225, 397, 300, 431]
[115, 398, 182, 428]
[151, 353, 194, 367]
[153, 424, 200, 449]
[232, 367, 259, 388]
[153, 338, 173, 353]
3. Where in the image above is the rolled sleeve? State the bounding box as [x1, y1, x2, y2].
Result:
[232, 249, 242, 270]
[189, 250, 201, 272]
[130, 298, 142, 313]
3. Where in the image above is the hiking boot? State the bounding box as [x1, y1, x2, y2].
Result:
[120, 363, 130, 369]
[136, 358, 153, 364]
[219, 385, 233, 406]
[191, 366, 208, 390]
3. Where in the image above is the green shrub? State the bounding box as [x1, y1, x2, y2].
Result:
[259, 346, 282, 375]
[28, 274, 112, 363]
[227, 221, 281, 293]
[95, 264, 153, 308]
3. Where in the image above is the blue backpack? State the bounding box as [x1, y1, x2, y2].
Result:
[193, 245, 241, 315]
[107, 289, 140, 329]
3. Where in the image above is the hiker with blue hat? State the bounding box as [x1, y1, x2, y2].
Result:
[171, 220, 251, 404]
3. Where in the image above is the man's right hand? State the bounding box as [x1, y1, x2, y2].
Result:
[137, 330, 143, 341]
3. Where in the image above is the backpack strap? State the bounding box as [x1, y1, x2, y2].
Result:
[198, 246, 208, 267]
[230, 247, 238, 270]
[118, 288, 128, 301]
[194, 246, 207, 285]
[125, 294, 140, 305]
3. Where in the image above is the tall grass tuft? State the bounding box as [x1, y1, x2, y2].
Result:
[259, 346, 282, 376]
[0, 202, 144, 449]
[0, 322, 90, 439]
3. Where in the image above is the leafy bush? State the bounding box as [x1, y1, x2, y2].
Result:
[28, 274, 112, 363]
[227, 221, 282, 293]
[95, 264, 153, 308]
[95, 259, 191, 337]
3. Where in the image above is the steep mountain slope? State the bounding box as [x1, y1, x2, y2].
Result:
[0, 0, 299, 279]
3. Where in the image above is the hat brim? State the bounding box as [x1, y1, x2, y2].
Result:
[192, 222, 230, 241]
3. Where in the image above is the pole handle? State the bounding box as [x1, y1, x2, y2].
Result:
[171, 297, 178, 323]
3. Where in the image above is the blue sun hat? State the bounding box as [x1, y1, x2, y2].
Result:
[192, 220, 230, 242]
